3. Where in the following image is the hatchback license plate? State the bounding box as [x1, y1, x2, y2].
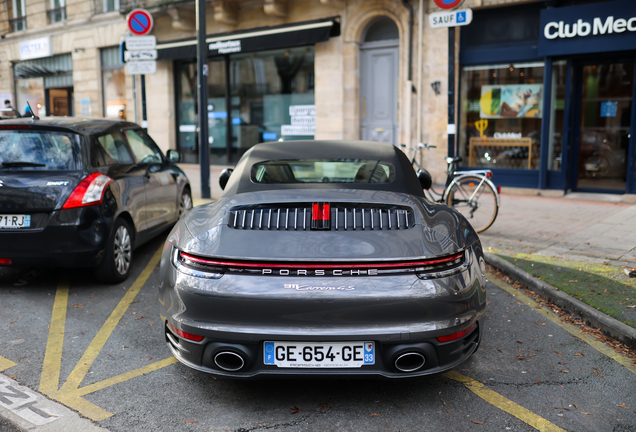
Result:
[0, 215, 30, 229]
[264, 341, 375, 368]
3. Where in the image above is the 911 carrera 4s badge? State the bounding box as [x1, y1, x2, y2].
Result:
[284, 284, 355, 291]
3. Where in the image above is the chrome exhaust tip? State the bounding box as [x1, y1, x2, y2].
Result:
[394, 352, 426, 372]
[214, 351, 245, 372]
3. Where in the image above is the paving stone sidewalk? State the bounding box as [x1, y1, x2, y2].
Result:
[480, 192, 636, 265]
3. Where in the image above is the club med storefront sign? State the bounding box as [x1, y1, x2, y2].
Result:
[539, 0, 636, 56]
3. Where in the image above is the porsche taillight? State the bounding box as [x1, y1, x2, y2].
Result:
[437, 322, 477, 343]
[167, 321, 204, 342]
[62, 173, 113, 209]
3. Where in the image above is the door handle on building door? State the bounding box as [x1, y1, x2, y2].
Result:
[362, 97, 366, 119]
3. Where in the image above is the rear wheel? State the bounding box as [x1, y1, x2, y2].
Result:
[446, 176, 498, 233]
[95, 218, 133, 283]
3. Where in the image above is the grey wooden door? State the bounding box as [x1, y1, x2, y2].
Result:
[360, 42, 399, 145]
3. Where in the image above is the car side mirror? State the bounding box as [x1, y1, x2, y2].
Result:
[166, 149, 181, 163]
[219, 168, 233, 190]
[417, 169, 432, 190]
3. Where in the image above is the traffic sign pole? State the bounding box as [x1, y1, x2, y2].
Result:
[196, 0, 210, 199]
[448, 28, 455, 157]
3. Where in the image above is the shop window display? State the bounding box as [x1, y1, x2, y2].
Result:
[176, 47, 315, 165]
[459, 63, 544, 170]
[101, 47, 126, 120]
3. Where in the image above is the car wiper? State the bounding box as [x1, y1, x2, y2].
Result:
[2, 161, 47, 167]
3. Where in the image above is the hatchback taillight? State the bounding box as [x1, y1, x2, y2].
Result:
[62, 173, 113, 209]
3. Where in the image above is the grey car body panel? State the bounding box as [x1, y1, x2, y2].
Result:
[159, 140, 485, 378]
[177, 189, 478, 261]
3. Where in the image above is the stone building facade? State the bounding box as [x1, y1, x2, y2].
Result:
[2, 0, 635, 197]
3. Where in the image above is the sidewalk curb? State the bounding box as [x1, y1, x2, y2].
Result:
[485, 252, 636, 350]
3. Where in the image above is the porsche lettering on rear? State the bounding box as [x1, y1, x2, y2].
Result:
[262, 269, 378, 276]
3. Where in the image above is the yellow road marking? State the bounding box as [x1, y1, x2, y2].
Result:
[39, 278, 69, 395]
[444, 371, 567, 432]
[76, 357, 178, 396]
[487, 272, 636, 375]
[37, 248, 174, 421]
[0, 356, 16, 372]
[59, 248, 162, 395]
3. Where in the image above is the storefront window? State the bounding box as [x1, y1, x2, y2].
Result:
[176, 46, 315, 165]
[16, 78, 44, 117]
[101, 47, 126, 120]
[548, 61, 567, 171]
[459, 62, 544, 170]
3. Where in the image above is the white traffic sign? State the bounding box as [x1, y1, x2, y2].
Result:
[124, 50, 157, 61]
[430, 8, 473, 28]
[126, 61, 157, 75]
[125, 36, 156, 50]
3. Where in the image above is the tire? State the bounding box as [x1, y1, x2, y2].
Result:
[95, 218, 133, 283]
[446, 176, 498, 233]
[178, 188, 193, 219]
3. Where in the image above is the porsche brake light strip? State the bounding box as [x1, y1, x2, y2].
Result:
[180, 251, 463, 270]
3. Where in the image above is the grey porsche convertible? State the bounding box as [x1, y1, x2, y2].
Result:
[158, 140, 487, 378]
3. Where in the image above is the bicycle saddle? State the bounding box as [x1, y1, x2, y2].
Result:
[444, 156, 463, 164]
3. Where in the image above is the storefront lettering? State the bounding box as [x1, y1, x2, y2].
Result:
[544, 15, 636, 40]
[208, 40, 241, 54]
[18, 36, 52, 60]
[494, 132, 522, 139]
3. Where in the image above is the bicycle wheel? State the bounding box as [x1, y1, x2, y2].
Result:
[445, 175, 498, 233]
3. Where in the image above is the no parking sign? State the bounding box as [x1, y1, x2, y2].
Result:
[433, 0, 465, 10]
[126, 9, 153, 36]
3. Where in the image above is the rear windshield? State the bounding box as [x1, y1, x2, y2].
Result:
[0, 130, 83, 170]
[251, 159, 395, 184]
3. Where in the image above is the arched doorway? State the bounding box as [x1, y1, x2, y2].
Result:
[360, 17, 399, 145]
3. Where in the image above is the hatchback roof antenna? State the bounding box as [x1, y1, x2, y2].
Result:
[26, 101, 39, 121]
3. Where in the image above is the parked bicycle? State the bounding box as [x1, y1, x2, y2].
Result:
[401, 143, 500, 233]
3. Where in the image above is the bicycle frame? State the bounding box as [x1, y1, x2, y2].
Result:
[401, 143, 501, 207]
[445, 172, 501, 207]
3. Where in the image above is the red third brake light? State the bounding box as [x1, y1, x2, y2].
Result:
[311, 202, 330, 230]
[62, 172, 113, 209]
[0, 258, 11, 265]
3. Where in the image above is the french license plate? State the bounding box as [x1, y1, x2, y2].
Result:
[0, 215, 30, 229]
[264, 341, 375, 368]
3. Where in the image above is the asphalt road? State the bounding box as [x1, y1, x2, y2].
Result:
[1, 235, 635, 432]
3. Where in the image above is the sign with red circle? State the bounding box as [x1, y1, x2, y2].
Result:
[433, 0, 465, 10]
[127, 9, 154, 36]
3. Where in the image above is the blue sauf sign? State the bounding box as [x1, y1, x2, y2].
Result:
[539, 0, 636, 56]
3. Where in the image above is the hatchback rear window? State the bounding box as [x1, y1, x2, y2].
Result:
[0, 130, 83, 170]
[251, 159, 395, 184]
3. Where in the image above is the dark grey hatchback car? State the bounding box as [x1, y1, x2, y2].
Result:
[0, 117, 191, 283]
[160, 140, 486, 379]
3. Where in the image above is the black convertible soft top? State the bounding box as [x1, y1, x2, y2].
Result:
[222, 140, 426, 197]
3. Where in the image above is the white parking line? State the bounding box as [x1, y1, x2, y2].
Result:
[0, 374, 108, 431]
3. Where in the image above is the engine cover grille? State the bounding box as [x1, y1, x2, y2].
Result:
[228, 204, 414, 231]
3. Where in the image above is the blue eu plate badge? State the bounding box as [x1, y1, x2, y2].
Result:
[264, 342, 275, 364]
